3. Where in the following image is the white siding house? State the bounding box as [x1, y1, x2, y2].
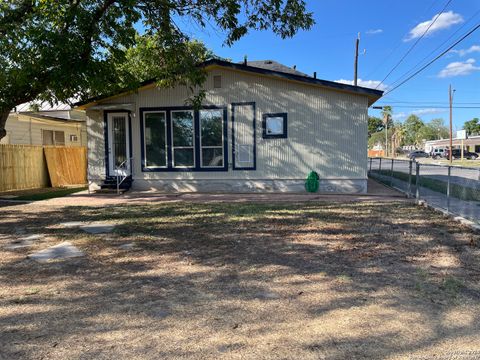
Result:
[76, 59, 383, 193]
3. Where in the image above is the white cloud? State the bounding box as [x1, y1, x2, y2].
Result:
[393, 108, 446, 121]
[437, 58, 480, 78]
[450, 44, 480, 56]
[335, 78, 388, 91]
[366, 29, 383, 35]
[405, 11, 463, 41]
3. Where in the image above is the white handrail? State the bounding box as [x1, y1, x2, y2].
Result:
[115, 157, 133, 194]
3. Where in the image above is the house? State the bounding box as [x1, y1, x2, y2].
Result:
[1, 109, 87, 147]
[76, 59, 383, 193]
[425, 136, 480, 154]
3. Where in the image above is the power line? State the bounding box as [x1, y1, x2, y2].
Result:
[364, 0, 441, 79]
[388, 7, 480, 90]
[383, 22, 480, 96]
[375, 0, 454, 90]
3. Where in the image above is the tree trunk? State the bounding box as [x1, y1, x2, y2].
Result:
[0, 110, 9, 140]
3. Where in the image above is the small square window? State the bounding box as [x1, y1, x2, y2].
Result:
[262, 113, 287, 139]
[70, 134, 78, 142]
[213, 75, 222, 88]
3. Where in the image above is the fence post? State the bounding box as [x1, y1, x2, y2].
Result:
[407, 160, 412, 198]
[369, 157, 372, 172]
[415, 162, 420, 202]
[390, 158, 394, 187]
[446, 166, 451, 214]
[379, 157, 382, 173]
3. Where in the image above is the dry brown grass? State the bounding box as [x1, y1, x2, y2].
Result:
[1, 200, 479, 359]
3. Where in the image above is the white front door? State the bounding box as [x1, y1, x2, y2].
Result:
[107, 112, 131, 176]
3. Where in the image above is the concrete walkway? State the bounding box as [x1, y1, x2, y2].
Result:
[0, 179, 406, 207]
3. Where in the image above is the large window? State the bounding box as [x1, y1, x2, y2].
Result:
[42, 130, 65, 145]
[172, 110, 195, 167]
[141, 107, 227, 172]
[200, 109, 224, 168]
[144, 112, 167, 167]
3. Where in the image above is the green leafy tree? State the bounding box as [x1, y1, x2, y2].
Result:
[0, 0, 314, 140]
[368, 116, 384, 137]
[415, 118, 449, 146]
[464, 118, 480, 136]
[402, 114, 424, 146]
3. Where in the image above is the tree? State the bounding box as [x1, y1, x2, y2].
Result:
[368, 116, 384, 137]
[402, 114, 424, 146]
[0, 1, 314, 140]
[414, 118, 449, 146]
[464, 118, 480, 136]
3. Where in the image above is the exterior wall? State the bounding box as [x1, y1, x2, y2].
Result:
[86, 67, 369, 193]
[1, 114, 86, 146]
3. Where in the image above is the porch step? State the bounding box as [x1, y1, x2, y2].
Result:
[98, 175, 133, 193]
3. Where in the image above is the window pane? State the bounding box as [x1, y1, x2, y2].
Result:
[266, 117, 284, 135]
[172, 111, 194, 146]
[42, 130, 53, 145]
[202, 148, 223, 167]
[200, 110, 223, 147]
[54, 131, 65, 145]
[174, 148, 194, 167]
[145, 112, 166, 167]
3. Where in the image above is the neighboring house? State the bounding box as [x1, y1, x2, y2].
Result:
[76, 59, 383, 193]
[425, 136, 480, 153]
[1, 110, 87, 147]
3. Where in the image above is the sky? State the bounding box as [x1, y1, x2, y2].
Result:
[176, 0, 480, 131]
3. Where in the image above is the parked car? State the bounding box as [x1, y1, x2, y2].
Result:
[445, 149, 479, 160]
[408, 150, 429, 160]
[430, 148, 447, 159]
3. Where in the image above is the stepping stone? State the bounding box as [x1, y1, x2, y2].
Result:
[5, 234, 44, 250]
[150, 309, 170, 319]
[118, 243, 135, 250]
[21, 234, 44, 241]
[28, 242, 85, 263]
[80, 224, 115, 234]
[60, 221, 84, 228]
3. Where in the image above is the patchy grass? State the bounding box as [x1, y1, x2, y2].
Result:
[0, 200, 479, 359]
[9, 187, 87, 201]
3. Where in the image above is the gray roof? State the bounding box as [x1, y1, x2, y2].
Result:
[242, 60, 309, 77]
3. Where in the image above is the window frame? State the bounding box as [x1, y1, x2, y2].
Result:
[262, 113, 288, 139]
[199, 109, 225, 169]
[171, 110, 196, 169]
[140, 106, 228, 172]
[42, 129, 65, 145]
[143, 110, 168, 169]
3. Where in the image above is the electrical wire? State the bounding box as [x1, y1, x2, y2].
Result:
[375, 0, 454, 89]
[383, 22, 480, 96]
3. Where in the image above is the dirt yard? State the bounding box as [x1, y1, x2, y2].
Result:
[1, 198, 479, 359]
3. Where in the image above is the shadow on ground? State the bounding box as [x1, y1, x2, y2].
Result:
[0, 201, 479, 359]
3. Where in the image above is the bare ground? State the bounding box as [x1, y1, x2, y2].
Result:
[0, 199, 479, 359]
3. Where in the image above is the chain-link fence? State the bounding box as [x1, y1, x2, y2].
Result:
[369, 157, 480, 225]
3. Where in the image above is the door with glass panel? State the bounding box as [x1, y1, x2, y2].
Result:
[107, 112, 130, 176]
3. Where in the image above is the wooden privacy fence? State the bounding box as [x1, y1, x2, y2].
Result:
[368, 149, 385, 158]
[0, 144, 87, 192]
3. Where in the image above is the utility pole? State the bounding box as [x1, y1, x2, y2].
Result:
[354, 33, 360, 86]
[449, 85, 454, 164]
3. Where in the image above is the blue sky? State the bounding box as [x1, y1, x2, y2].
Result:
[177, 0, 480, 131]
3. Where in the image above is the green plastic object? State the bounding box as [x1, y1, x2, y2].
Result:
[305, 171, 319, 193]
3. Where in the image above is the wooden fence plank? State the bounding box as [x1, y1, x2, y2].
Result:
[0, 144, 49, 192]
[43, 146, 87, 187]
[0, 144, 86, 192]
